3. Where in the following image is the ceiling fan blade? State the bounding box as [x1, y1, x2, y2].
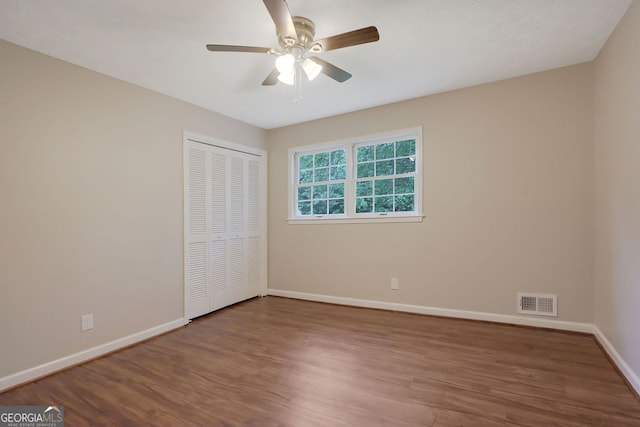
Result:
[309, 57, 352, 82]
[263, 0, 297, 42]
[315, 26, 380, 52]
[206, 44, 271, 53]
[262, 68, 280, 86]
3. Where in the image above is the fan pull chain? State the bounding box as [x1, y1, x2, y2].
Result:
[294, 60, 303, 103]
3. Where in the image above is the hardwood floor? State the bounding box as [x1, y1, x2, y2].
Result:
[1, 296, 638, 426]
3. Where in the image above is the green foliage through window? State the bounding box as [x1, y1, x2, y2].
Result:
[293, 130, 420, 220]
[297, 149, 346, 216]
[355, 139, 417, 214]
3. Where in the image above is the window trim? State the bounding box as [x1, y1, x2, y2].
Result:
[287, 127, 423, 224]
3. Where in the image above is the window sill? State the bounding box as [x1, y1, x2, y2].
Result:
[287, 215, 424, 225]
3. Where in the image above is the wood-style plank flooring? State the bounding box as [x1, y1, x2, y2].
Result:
[1, 296, 639, 426]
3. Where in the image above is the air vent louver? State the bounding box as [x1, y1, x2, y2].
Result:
[517, 293, 557, 317]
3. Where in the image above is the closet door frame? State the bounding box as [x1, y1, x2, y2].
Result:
[183, 131, 267, 319]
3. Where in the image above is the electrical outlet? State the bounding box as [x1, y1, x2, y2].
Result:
[391, 278, 399, 290]
[81, 314, 94, 331]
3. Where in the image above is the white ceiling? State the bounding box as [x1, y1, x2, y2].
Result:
[0, 0, 632, 129]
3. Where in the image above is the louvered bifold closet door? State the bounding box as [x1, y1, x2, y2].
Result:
[209, 151, 228, 312]
[226, 153, 261, 305]
[185, 138, 264, 319]
[227, 155, 246, 304]
[246, 158, 261, 290]
[184, 144, 210, 319]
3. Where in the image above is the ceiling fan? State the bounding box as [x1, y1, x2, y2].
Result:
[205, 0, 380, 90]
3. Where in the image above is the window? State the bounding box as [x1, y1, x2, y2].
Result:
[288, 128, 423, 224]
[354, 139, 416, 214]
[296, 148, 346, 216]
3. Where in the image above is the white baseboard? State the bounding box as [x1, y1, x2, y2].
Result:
[267, 289, 593, 332]
[267, 288, 640, 396]
[592, 326, 640, 396]
[0, 318, 187, 392]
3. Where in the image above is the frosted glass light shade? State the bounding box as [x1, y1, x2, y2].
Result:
[277, 70, 295, 85]
[302, 58, 322, 81]
[275, 54, 295, 74]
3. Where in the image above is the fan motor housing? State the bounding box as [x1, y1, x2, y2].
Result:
[279, 16, 315, 49]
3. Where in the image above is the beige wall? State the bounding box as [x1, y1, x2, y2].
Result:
[593, 1, 640, 380]
[0, 40, 265, 377]
[267, 63, 594, 322]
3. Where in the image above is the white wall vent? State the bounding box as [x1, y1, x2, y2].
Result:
[517, 293, 557, 317]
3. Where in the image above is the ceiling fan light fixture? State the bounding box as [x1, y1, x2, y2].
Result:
[275, 53, 295, 74]
[302, 58, 322, 81]
[277, 70, 295, 85]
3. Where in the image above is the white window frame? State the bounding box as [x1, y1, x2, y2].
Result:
[288, 127, 423, 224]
